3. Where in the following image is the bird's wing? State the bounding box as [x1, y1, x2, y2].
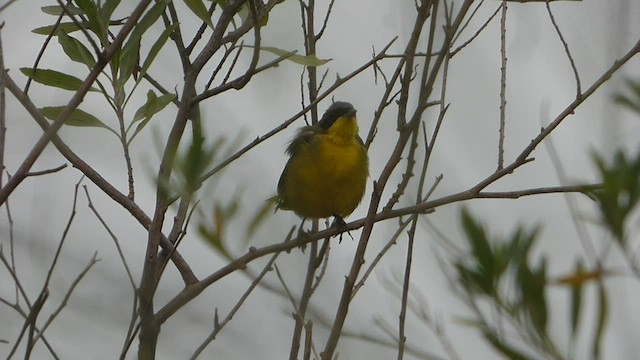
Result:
[285, 125, 323, 156]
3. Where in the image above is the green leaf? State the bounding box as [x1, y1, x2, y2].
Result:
[132, 91, 175, 122]
[182, 0, 213, 28]
[41, 5, 84, 16]
[236, 2, 268, 27]
[32, 23, 84, 36]
[20, 68, 97, 92]
[128, 91, 175, 143]
[461, 208, 496, 293]
[128, 0, 171, 45]
[255, 46, 331, 66]
[138, 23, 179, 81]
[483, 331, 530, 360]
[40, 106, 110, 129]
[518, 257, 548, 336]
[569, 261, 584, 337]
[101, 0, 122, 25]
[58, 30, 96, 67]
[592, 150, 640, 244]
[74, 0, 105, 41]
[118, 38, 140, 84]
[119, 0, 171, 83]
[592, 283, 608, 359]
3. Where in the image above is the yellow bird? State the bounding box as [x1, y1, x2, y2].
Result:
[276, 101, 369, 227]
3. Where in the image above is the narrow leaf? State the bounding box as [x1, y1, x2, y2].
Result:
[138, 23, 179, 81]
[32, 23, 83, 36]
[118, 0, 171, 83]
[569, 261, 584, 337]
[101, 0, 122, 24]
[128, 91, 175, 143]
[182, 0, 213, 28]
[74, 0, 104, 41]
[127, 0, 171, 45]
[58, 30, 96, 67]
[252, 46, 331, 66]
[132, 91, 175, 122]
[484, 331, 530, 360]
[41, 5, 84, 16]
[592, 283, 608, 359]
[40, 106, 110, 129]
[20, 68, 97, 92]
[118, 38, 140, 83]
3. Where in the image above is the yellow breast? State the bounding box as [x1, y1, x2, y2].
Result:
[279, 116, 369, 218]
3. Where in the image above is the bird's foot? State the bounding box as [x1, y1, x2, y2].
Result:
[331, 215, 353, 243]
[296, 219, 308, 252]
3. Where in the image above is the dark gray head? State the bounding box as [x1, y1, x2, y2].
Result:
[318, 101, 356, 130]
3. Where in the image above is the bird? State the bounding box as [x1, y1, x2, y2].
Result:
[276, 101, 369, 230]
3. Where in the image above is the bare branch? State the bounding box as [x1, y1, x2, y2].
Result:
[3, 73, 197, 285]
[194, 38, 397, 183]
[34, 253, 101, 344]
[25, 164, 68, 177]
[0, 0, 154, 206]
[0, 24, 6, 189]
[451, 4, 501, 57]
[190, 250, 281, 359]
[545, 0, 581, 96]
[498, 0, 508, 170]
[514, 38, 640, 164]
[83, 186, 137, 289]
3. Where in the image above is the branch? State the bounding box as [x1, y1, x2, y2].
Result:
[189, 250, 281, 359]
[25, 164, 68, 177]
[497, 0, 507, 170]
[514, 37, 640, 164]
[193, 38, 397, 185]
[545, 0, 581, 97]
[0, 24, 6, 189]
[3, 74, 197, 285]
[0, 0, 154, 205]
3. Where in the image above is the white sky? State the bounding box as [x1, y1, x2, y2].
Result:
[1, 0, 640, 359]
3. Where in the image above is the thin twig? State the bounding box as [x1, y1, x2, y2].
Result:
[185, 2, 217, 56]
[0, 23, 6, 189]
[315, 0, 336, 41]
[189, 250, 281, 359]
[322, 2, 476, 357]
[545, 0, 581, 97]
[33, 253, 100, 344]
[543, 134, 598, 264]
[5, 175, 85, 358]
[165, 2, 189, 71]
[514, 38, 640, 164]
[155, 33, 640, 336]
[23, 290, 48, 359]
[24, 164, 68, 177]
[353, 215, 415, 299]
[451, 4, 500, 57]
[83, 185, 137, 288]
[0, 0, 154, 205]
[497, 0, 508, 170]
[3, 73, 197, 284]
[193, 38, 397, 182]
[451, 0, 483, 44]
[0, 0, 19, 12]
[312, 306, 444, 360]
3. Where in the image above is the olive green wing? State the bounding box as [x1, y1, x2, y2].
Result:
[285, 125, 323, 155]
[277, 125, 323, 210]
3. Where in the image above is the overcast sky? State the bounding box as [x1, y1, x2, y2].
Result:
[1, 1, 640, 359]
